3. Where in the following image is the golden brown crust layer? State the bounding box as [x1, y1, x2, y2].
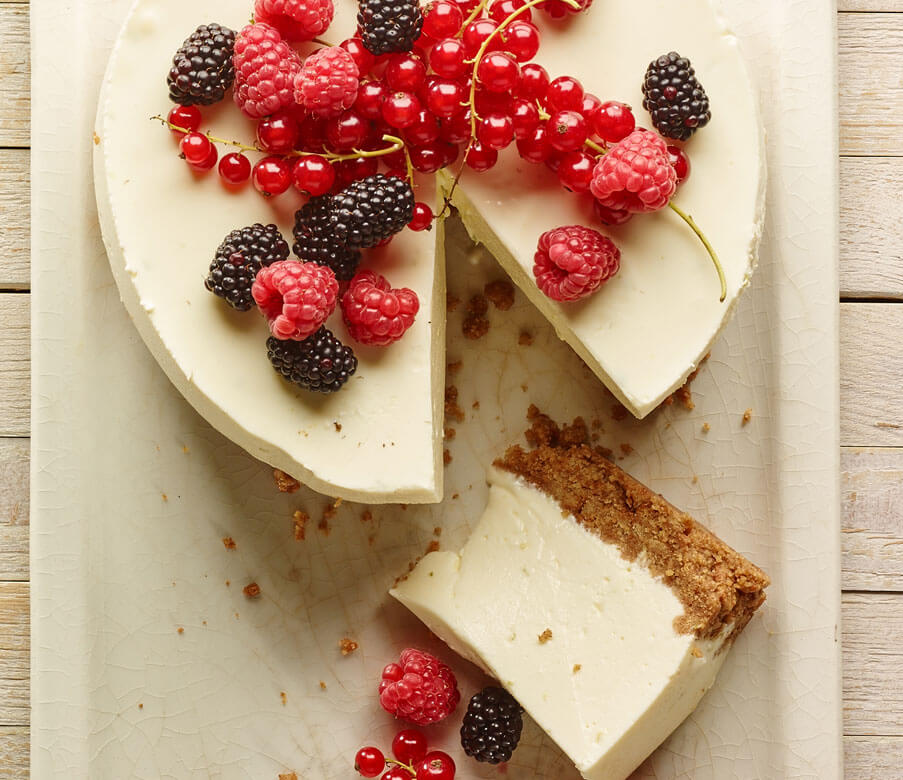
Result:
[496, 407, 769, 641]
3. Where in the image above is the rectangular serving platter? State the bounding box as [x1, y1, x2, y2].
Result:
[31, 0, 841, 777]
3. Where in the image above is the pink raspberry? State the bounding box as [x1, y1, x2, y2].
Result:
[341, 270, 420, 346]
[379, 649, 460, 726]
[252, 261, 339, 341]
[533, 225, 620, 302]
[254, 0, 335, 42]
[294, 47, 360, 119]
[590, 129, 677, 214]
[233, 23, 302, 120]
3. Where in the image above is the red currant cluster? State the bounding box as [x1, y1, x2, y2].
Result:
[355, 730, 456, 780]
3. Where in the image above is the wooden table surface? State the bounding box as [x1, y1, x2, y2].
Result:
[2, 2, 902, 777]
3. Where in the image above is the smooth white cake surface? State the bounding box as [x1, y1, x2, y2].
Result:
[392, 467, 729, 780]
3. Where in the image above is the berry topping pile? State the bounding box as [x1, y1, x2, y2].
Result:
[205, 223, 290, 310]
[642, 51, 712, 142]
[379, 648, 461, 726]
[233, 23, 301, 119]
[292, 195, 362, 280]
[460, 686, 524, 764]
[331, 174, 415, 248]
[253, 0, 334, 42]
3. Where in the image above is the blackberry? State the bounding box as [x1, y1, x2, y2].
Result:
[330, 174, 415, 249]
[642, 51, 711, 142]
[205, 224, 290, 311]
[168, 23, 237, 106]
[267, 329, 358, 393]
[460, 686, 524, 764]
[357, 0, 424, 55]
[292, 197, 362, 281]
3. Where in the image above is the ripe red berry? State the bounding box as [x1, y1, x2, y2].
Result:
[392, 728, 429, 763]
[465, 140, 498, 171]
[423, 1, 464, 39]
[511, 98, 540, 139]
[549, 110, 588, 152]
[667, 144, 691, 184]
[474, 89, 512, 118]
[440, 141, 460, 167]
[489, 0, 531, 22]
[341, 36, 375, 72]
[440, 110, 472, 144]
[256, 112, 300, 154]
[545, 75, 584, 112]
[409, 202, 434, 231]
[557, 150, 595, 193]
[593, 100, 636, 143]
[580, 92, 603, 124]
[382, 92, 422, 129]
[462, 19, 500, 57]
[478, 113, 514, 150]
[477, 51, 520, 93]
[452, 0, 480, 12]
[594, 200, 633, 226]
[386, 54, 428, 92]
[409, 143, 446, 173]
[179, 132, 214, 166]
[426, 79, 466, 119]
[218, 152, 252, 184]
[292, 155, 335, 195]
[298, 115, 327, 149]
[429, 38, 468, 80]
[334, 156, 379, 188]
[518, 62, 549, 100]
[326, 111, 368, 151]
[355, 81, 387, 120]
[168, 105, 202, 136]
[355, 746, 386, 778]
[382, 769, 411, 780]
[405, 109, 441, 145]
[500, 20, 540, 61]
[252, 156, 292, 196]
[415, 751, 456, 780]
[516, 122, 551, 163]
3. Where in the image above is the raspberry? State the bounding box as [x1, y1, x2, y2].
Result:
[330, 174, 415, 248]
[460, 686, 524, 764]
[589, 129, 677, 214]
[267, 328, 357, 393]
[379, 648, 460, 725]
[292, 196, 362, 281]
[205, 224, 290, 310]
[358, 0, 424, 56]
[233, 23, 301, 119]
[533, 225, 620, 302]
[252, 260, 339, 341]
[342, 270, 420, 346]
[167, 24, 236, 106]
[642, 51, 711, 142]
[295, 47, 360, 119]
[254, 0, 334, 42]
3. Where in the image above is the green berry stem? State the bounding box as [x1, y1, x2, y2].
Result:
[385, 757, 416, 776]
[459, 0, 490, 35]
[668, 201, 727, 302]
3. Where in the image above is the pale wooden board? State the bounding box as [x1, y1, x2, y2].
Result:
[0, 439, 27, 582]
[0, 582, 28, 726]
[845, 737, 903, 780]
[0, 150, 29, 291]
[0, 293, 28, 438]
[0, 4, 28, 148]
[0, 728, 28, 780]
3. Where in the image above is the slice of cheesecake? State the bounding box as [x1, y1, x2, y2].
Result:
[392, 412, 768, 779]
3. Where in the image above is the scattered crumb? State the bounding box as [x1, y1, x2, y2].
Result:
[690, 646, 703, 659]
[597, 445, 614, 460]
[177, 627, 184, 635]
[361, 509, 373, 523]
[452, 493, 460, 500]
[319, 681, 327, 690]
[427, 540, 440, 554]
[538, 629, 553, 644]
[591, 418, 603, 430]
[702, 422, 711, 433]
[234, 612, 240, 619]
[280, 691, 287, 706]
[161, 493, 168, 502]
[444, 426, 457, 441]
[433, 527, 442, 537]
[182, 445, 190, 454]
[444, 449, 452, 466]
[463, 294, 490, 339]
[339, 638, 359, 656]
[93, 132, 101, 145]
[401, 504, 408, 511]
[611, 403, 628, 421]
[447, 360, 462, 376]
[334, 421, 342, 432]
[292, 510, 309, 541]
[318, 517, 331, 535]
[243, 582, 262, 599]
[692, 475, 699, 484]
[446, 293, 461, 312]
[445, 385, 465, 422]
[202, 620, 207, 626]
[520, 383, 528, 393]
[620, 443, 633, 456]
[472, 400, 480, 410]
[368, 534, 376, 546]
[742, 408, 752, 426]
[485, 279, 515, 311]
[572, 664, 582, 674]
[225, 580, 231, 587]
[279, 773, 298, 780]
[518, 330, 534, 346]
[138, 703, 143, 709]
[222, 536, 237, 551]
[274, 469, 301, 493]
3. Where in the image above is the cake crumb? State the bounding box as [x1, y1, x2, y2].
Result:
[485, 279, 515, 311]
[518, 330, 534, 347]
[243, 582, 261, 599]
[444, 426, 457, 441]
[279, 773, 298, 780]
[433, 526, 442, 537]
[361, 509, 373, 523]
[447, 360, 462, 376]
[742, 408, 753, 426]
[520, 383, 528, 393]
[690, 646, 703, 659]
[572, 664, 582, 674]
[596, 445, 614, 459]
[292, 511, 309, 541]
[161, 493, 168, 502]
[620, 443, 633, 456]
[472, 400, 480, 410]
[446, 293, 461, 312]
[182, 445, 190, 454]
[702, 422, 711, 433]
[339, 638, 359, 656]
[138, 703, 143, 709]
[334, 421, 342, 432]
[274, 469, 301, 493]
[177, 627, 184, 635]
[443, 449, 452, 465]
[368, 534, 376, 546]
[225, 580, 231, 587]
[463, 295, 490, 339]
[452, 493, 460, 500]
[222, 537, 237, 551]
[93, 132, 101, 145]
[319, 681, 327, 690]
[280, 691, 287, 706]
[427, 540, 440, 554]
[538, 629, 553, 644]
[611, 403, 628, 422]
[445, 385, 465, 422]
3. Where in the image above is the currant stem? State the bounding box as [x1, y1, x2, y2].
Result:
[668, 201, 727, 302]
[460, 0, 490, 34]
[384, 757, 417, 776]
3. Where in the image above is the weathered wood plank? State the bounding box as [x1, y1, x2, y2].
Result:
[0, 438, 27, 582]
[0, 727, 27, 780]
[0, 150, 29, 291]
[0, 5, 28, 148]
[0, 294, 28, 437]
[0, 582, 28, 727]
[845, 736, 903, 780]
[839, 2, 903, 11]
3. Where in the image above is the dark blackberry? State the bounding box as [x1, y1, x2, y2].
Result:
[460, 686, 524, 764]
[267, 329, 358, 393]
[330, 174, 415, 249]
[642, 51, 711, 142]
[205, 224, 290, 311]
[168, 23, 237, 106]
[357, 0, 424, 55]
[292, 197, 362, 281]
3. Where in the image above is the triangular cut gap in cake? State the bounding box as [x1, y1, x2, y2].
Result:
[392, 408, 768, 780]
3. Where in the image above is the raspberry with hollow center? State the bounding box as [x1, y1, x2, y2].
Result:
[233, 23, 301, 119]
[295, 46, 361, 118]
[379, 648, 460, 725]
[253, 261, 339, 341]
[342, 270, 420, 346]
[590, 129, 677, 214]
[254, 0, 334, 42]
[533, 225, 620, 302]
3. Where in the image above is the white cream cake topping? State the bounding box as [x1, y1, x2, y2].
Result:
[392, 468, 729, 780]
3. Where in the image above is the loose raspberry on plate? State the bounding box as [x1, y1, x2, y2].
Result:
[233, 23, 301, 119]
[254, 0, 334, 42]
[589, 129, 677, 214]
[253, 260, 339, 341]
[533, 225, 620, 302]
[342, 270, 419, 346]
[379, 648, 460, 725]
[295, 46, 360, 118]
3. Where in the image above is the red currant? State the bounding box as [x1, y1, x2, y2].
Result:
[196, 144, 219, 171]
[341, 37, 376, 72]
[426, 79, 466, 119]
[382, 92, 422, 129]
[423, 1, 464, 39]
[557, 150, 595, 192]
[667, 144, 691, 185]
[477, 52, 520, 93]
[415, 751, 456, 780]
[408, 203, 434, 232]
[292, 155, 335, 195]
[168, 105, 201, 136]
[474, 89, 513, 117]
[516, 122, 551, 163]
[518, 62, 549, 100]
[500, 20, 540, 61]
[298, 115, 327, 150]
[409, 142, 446, 173]
[440, 141, 460, 167]
[256, 112, 299, 154]
[430, 39, 468, 80]
[218, 152, 252, 185]
[489, 0, 531, 22]
[326, 111, 368, 152]
[594, 200, 633, 226]
[580, 92, 602, 124]
[465, 140, 498, 171]
[549, 110, 587, 152]
[478, 113, 514, 150]
[440, 111, 472, 144]
[252, 156, 291, 196]
[593, 101, 635, 143]
[386, 54, 427, 93]
[335, 156, 379, 187]
[462, 19, 500, 58]
[179, 133, 215, 167]
[545, 75, 584, 112]
[511, 98, 540, 139]
[452, 0, 480, 12]
[405, 109, 441, 145]
[355, 81, 387, 121]
[545, 151, 564, 172]
[355, 746, 386, 778]
[381, 769, 411, 780]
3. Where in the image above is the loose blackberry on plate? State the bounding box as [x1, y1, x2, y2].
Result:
[330, 174, 415, 249]
[357, 0, 424, 55]
[460, 686, 524, 764]
[642, 51, 711, 141]
[267, 328, 358, 393]
[205, 223, 289, 311]
[292, 196, 362, 281]
[167, 23, 236, 106]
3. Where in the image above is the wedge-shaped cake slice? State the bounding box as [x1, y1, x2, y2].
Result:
[393, 415, 768, 779]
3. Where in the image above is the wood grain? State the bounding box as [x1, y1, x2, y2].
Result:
[0, 5, 28, 148]
[0, 150, 29, 291]
[0, 439, 27, 582]
[0, 728, 28, 780]
[0, 293, 28, 437]
[0, 582, 28, 727]
[846, 736, 903, 780]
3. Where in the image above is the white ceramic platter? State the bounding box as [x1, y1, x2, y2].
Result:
[31, 0, 841, 778]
